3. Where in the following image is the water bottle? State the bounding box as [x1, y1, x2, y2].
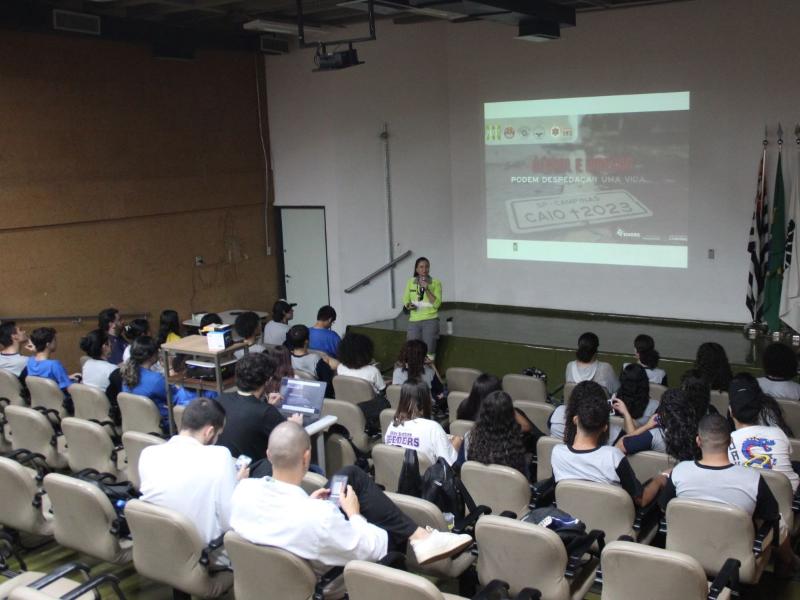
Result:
[446, 317, 454, 335]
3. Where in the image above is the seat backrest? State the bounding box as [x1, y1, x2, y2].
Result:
[372, 444, 432, 493]
[117, 392, 162, 435]
[173, 404, 186, 431]
[777, 398, 800, 437]
[555, 479, 636, 541]
[461, 461, 530, 516]
[0, 456, 49, 534]
[665, 498, 757, 582]
[446, 391, 468, 422]
[69, 383, 112, 423]
[386, 385, 402, 409]
[224, 531, 317, 600]
[321, 398, 369, 452]
[475, 515, 568, 598]
[760, 469, 794, 531]
[122, 431, 165, 490]
[300, 471, 327, 495]
[4, 405, 59, 463]
[0, 369, 25, 406]
[445, 368, 481, 393]
[43, 473, 128, 564]
[344, 560, 445, 600]
[385, 492, 448, 531]
[125, 499, 227, 597]
[562, 382, 576, 404]
[379, 408, 395, 435]
[324, 432, 356, 478]
[648, 383, 667, 402]
[502, 374, 547, 403]
[601, 540, 708, 600]
[709, 390, 729, 415]
[627, 451, 674, 484]
[535, 436, 561, 481]
[332, 375, 375, 405]
[449, 419, 474, 439]
[513, 400, 553, 435]
[26, 376, 66, 417]
[61, 417, 116, 475]
[791, 437, 800, 462]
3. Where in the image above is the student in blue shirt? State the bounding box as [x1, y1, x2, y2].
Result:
[27, 327, 80, 413]
[308, 305, 341, 357]
[121, 336, 170, 432]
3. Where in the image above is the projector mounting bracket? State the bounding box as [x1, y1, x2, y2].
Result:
[297, 0, 376, 49]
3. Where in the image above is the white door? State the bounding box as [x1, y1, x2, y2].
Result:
[279, 207, 330, 327]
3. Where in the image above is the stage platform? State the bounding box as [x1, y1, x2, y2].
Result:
[351, 303, 767, 392]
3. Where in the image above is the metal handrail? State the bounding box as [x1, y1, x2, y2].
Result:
[344, 250, 412, 294]
[0, 312, 150, 324]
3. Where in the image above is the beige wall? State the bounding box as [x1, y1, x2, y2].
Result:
[0, 31, 279, 371]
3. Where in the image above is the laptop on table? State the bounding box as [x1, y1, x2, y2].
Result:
[278, 377, 326, 427]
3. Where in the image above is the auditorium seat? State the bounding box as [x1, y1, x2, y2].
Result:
[386, 385, 402, 409]
[4, 406, 68, 471]
[68, 384, 116, 437]
[648, 383, 667, 402]
[332, 375, 374, 406]
[224, 531, 324, 600]
[449, 420, 474, 439]
[447, 392, 468, 422]
[791, 437, 800, 462]
[627, 451, 674, 483]
[776, 398, 800, 437]
[513, 400, 553, 435]
[757, 469, 798, 537]
[117, 392, 162, 436]
[60, 418, 125, 480]
[121, 431, 164, 491]
[385, 492, 475, 579]
[325, 433, 357, 478]
[0, 563, 120, 600]
[502, 374, 547, 404]
[300, 471, 327, 495]
[600, 540, 738, 600]
[445, 368, 481, 394]
[0, 456, 53, 540]
[344, 560, 471, 600]
[380, 408, 394, 435]
[173, 404, 186, 431]
[709, 391, 729, 415]
[372, 444, 431, 493]
[562, 383, 576, 404]
[475, 515, 597, 599]
[125, 499, 233, 598]
[665, 498, 774, 585]
[460, 461, 531, 518]
[534, 435, 560, 482]
[25, 377, 67, 423]
[43, 473, 132, 565]
[321, 398, 373, 455]
[0, 369, 26, 407]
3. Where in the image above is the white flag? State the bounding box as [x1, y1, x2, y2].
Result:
[780, 145, 800, 331]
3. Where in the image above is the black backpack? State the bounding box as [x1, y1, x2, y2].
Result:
[420, 457, 471, 521]
[397, 448, 423, 497]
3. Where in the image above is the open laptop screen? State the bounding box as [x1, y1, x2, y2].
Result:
[279, 377, 325, 415]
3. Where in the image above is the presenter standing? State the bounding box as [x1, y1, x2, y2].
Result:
[403, 257, 442, 358]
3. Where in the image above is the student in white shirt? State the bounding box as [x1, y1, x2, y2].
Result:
[611, 363, 659, 433]
[0, 321, 31, 377]
[79, 329, 118, 391]
[622, 334, 667, 386]
[384, 379, 459, 465]
[758, 342, 800, 401]
[230, 421, 472, 576]
[263, 300, 295, 346]
[728, 374, 799, 491]
[392, 339, 445, 406]
[139, 397, 249, 545]
[336, 332, 386, 395]
[564, 332, 619, 395]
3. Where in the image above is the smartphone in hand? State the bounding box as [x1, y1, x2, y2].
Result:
[329, 475, 348, 506]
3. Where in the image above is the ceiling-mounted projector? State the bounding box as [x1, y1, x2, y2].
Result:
[314, 45, 363, 71]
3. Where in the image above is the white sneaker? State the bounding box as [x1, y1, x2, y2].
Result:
[410, 526, 473, 566]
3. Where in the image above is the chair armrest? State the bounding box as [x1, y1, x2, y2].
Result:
[29, 563, 91, 590]
[565, 529, 605, 577]
[472, 579, 510, 599]
[313, 566, 345, 600]
[515, 589, 542, 600]
[61, 573, 126, 600]
[708, 558, 740, 600]
[454, 505, 491, 535]
[530, 478, 555, 508]
[753, 519, 779, 555]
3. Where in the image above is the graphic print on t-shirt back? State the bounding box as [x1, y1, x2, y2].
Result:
[732, 436, 777, 469]
[385, 430, 420, 448]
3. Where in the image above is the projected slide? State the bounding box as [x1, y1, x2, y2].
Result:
[485, 92, 690, 268]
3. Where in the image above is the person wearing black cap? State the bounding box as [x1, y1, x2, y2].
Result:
[263, 299, 296, 346]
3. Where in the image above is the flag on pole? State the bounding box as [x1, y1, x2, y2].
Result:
[780, 135, 800, 332]
[764, 136, 786, 332]
[746, 141, 770, 323]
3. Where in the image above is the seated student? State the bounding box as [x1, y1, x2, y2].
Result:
[624, 334, 667, 386]
[680, 368, 717, 417]
[27, 327, 80, 412]
[263, 300, 295, 346]
[611, 363, 660, 432]
[199, 312, 223, 329]
[120, 336, 170, 431]
[456, 373, 501, 422]
[565, 332, 619, 396]
[392, 340, 444, 407]
[660, 413, 799, 574]
[98, 307, 127, 365]
[139, 397, 249, 546]
[233, 311, 267, 359]
[336, 332, 386, 395]
[463, 391, 529, 478]
[728, 374, 799, 491]
[550, 381, 622, 445]
[616, 389, 699, 461]
[287, 325, 338, 395]
[121, 319, 151, 364]
[309, 305, 342, 357]
[758, 342, 800, 401]
[156, 309, 182, 346]
[384, 379, 460, 465]
[79, 329, 118, 392]
[0, 321, 30, 377]
[551, 379, 666, 506]
[694, 342, 733, 392]
[265, 345, 294, 394]
[230, 421, 473, 575]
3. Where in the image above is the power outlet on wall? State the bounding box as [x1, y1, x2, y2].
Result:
[707, 249, 715, 260]
[194, 255, 204, 266]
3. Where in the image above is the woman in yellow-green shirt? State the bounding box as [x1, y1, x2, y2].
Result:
[402, 257, 442, 357]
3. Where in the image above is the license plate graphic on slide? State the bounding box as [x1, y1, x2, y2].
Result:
[505, 190, 653, 234]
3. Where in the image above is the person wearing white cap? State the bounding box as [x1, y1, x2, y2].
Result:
[263, 299, 296, 346]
